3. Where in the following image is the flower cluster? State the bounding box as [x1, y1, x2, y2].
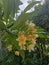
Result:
[17, 21, 38, 52]
[7, 21, 38, 56]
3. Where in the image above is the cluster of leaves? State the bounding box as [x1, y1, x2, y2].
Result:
[32, 0, 49, 32]
[0, 0, 49, 65]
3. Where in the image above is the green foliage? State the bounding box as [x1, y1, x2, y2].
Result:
[0, 0, 49, 65]
[1, 0, 22, 19]
[32, 0, 49, 31]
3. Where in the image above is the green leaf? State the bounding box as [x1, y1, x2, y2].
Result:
[0, 21, 6, 30]
[19, 50, 25, 60]
[36, 26, 47, 38]
[11, 10, 38, 30]
[24, 1, 40, 13]
[2, 0, 22, 19]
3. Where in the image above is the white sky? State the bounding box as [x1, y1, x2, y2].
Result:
[17, 0, 45, 15]
[19, 0, 42, 11]
[20, 0, 45, 10]
[19, 0, 28, 11]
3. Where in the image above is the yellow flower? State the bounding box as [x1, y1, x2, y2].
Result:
[18, 31, 24, 36]
[20, 44, 26, 50]
[28, 22, 35, 29]
[15, 51, 19, 56]
[25, 34, 31, 40]
[29, 22, 35, 27]
[25, 22, 36, 31]
[17, 35, 26, 46]
[25, 21, 35, 27]
[25, 34, 33, 41]
[16, 31, 26, 50]
[27, 44, 35, 52]
[7, 45, 12, 52]
[25, 20, 29, 25]
[31, 34, 38, 39]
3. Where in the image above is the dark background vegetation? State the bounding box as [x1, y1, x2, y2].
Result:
[0, 0, 49, 65]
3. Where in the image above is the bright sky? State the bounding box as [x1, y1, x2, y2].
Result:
[20, 0, 42, 11]
[17, 0, 45, 16]
[20, 0, 28, 11]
